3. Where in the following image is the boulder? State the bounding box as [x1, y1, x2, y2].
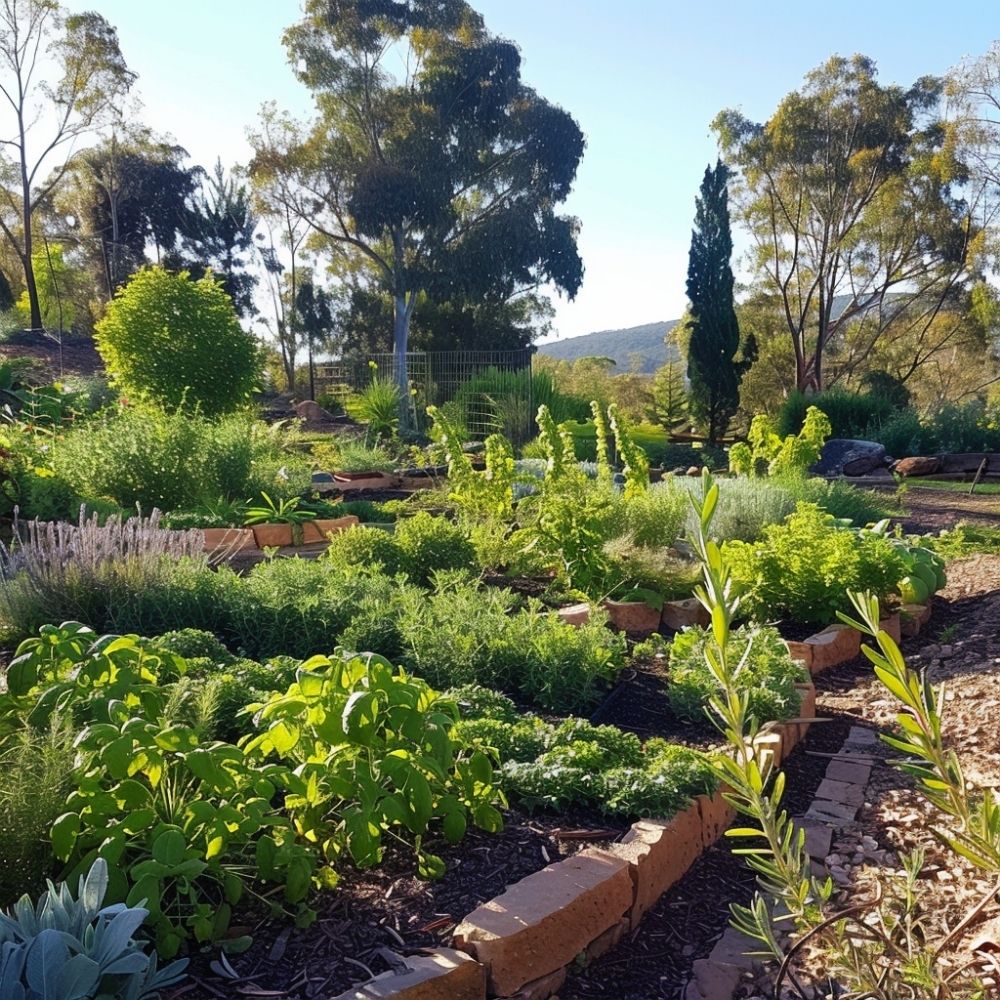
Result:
[893, 455, 940, 477]
[810, 439, 887, 477]
[294, 399, 337, 425]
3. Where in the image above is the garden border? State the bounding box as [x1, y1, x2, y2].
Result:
[330, 684, 818, 1000]
[327, 599, 936, 999]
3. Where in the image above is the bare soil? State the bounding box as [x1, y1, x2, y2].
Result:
[896, 486, 999, 533]
[0, 332, 104, 381]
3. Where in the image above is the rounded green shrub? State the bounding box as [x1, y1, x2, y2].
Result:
[95, 266, 261, 416]
[151, 628, 233, 663]
[324, 524, 403, 576]
[394, 512, 476, 584]
[667, 625, 805, 723]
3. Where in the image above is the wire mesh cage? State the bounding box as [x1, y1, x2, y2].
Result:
[314, 349, 536, 443]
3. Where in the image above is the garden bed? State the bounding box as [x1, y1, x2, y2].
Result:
[559, 554, 998, 999]
[560, 713, 851, 999]
[163, 810, 621, 1000]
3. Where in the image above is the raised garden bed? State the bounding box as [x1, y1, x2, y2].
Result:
[201, 516, 361, 555]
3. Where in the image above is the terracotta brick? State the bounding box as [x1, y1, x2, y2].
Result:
[556, 602, 591, 627]
[605, 801, 703, 927]
[794, 682, 817, 744]
[783, 640, 813, 672]
[824, 758, 872, 785]
[900, 603, 931, 638]
[301, 515, 360, 543]
[202, 527, 256, 554]
[602, 599, 661, 635]
[660, 597, 710, 632]
[805, 625, 860, 674]
[504, 967, 566, 1000]
[453, 850, 632, 996]
[879, 613, 902, 644]
[583, 918, 628, 964]
[697, 790, 736, 848]
[330, 948, 485, 1000]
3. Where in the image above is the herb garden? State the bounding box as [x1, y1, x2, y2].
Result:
[3, 321, 998, 1000]
[0, 0, 999, 996]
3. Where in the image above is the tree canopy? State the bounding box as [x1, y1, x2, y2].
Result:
[684, 161, 750, 443]
[0, 0, 134, 329]
[249, 0, 584, 395]
[714, 55, 981, 392]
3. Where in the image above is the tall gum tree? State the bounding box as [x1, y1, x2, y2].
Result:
[714, 55, 984, 393]
[248, 0, 584, 401]
[0, 0, 134, 330]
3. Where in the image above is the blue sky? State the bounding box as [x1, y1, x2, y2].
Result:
[90, 0, 991, 341]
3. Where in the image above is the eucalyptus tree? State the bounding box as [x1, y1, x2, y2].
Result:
[249, 0, 584, 401]
[715, 55, 980, 392]
[0, 0, 134, 329]
[62, 130, 198, 297]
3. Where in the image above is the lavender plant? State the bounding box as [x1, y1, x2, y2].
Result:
[0, 508, 205, 637]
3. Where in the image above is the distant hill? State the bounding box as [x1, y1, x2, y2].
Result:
[537, 320, 681, 374]
[537, 293, 908, 375]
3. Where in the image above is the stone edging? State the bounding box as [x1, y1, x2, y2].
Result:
[331, 685, 819, 1000]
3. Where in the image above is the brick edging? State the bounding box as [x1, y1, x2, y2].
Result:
[684, 722, 879, 1000]
[783, 602, 933, 676]
[331, 683, 818, 1000]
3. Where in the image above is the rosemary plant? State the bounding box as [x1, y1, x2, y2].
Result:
[690, 470, 1000, 999]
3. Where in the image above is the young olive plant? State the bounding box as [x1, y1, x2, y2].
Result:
[691, 470, 1000, 999]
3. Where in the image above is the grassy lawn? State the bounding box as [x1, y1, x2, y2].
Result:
[903, 478, 1000, 495]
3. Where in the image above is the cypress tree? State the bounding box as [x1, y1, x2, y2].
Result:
[685, 161, 745, 444]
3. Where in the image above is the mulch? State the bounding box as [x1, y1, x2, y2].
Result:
[591, 657, 720, 748]
[166, 808, 630, 1000]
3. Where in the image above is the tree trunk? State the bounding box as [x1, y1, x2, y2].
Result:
[795, 348, 810, 393]
[22, 192, 41, 330]
[308, 335, 315, 401]
[23, 249, 41, 330]
[393, 290, 411, 428]
[19, 108, 42, 331]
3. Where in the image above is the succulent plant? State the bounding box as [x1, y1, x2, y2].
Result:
[0, 857, 187, 1000]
